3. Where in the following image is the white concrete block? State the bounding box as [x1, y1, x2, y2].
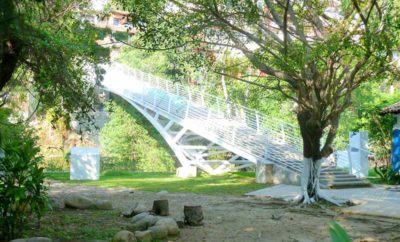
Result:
[70, 147, 100, 180]
[176, 166, 197, 178]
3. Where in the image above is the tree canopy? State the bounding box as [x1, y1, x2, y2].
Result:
[0, 0, 109, 125]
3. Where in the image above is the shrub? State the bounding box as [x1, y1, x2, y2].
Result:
[0, 109, 48, 240]
[99, 95, 176, 172]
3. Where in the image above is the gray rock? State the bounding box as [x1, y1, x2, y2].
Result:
[129, 214, 158, 231]
[132, 204, 147, 215]
[122, 202, 139, 217]
[26, 237, 52, 242]
[148, 225, 168, 239]
[10, 239, 27, 242]
[134, 230, 152, 242]
[112, 230, 137, 242]
[155, 217, 180, 236]
[49, 196, 65, 210]
[94, 200, 113, 210]
[64, 194, 94, 209]
[131, 212, 150, 223]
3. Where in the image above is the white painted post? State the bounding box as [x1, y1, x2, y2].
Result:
[347, 145, 353, 175]
[187, 87, 192, 101]
[185, 102, 190, 119]
[256, 112, 260, 132]
[232, 128, 237, 144]
[167, 96, 172, 113]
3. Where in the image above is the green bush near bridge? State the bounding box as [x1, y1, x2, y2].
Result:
[99, 95, 176, 172]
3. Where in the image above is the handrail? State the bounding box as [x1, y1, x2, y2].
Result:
[103, 62, 372, 175]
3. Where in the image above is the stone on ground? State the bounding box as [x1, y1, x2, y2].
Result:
[26, 237, 52, 242]
[122, 202, 139, 217]
[131, 212, 150, 223]
[132, 204, 147, 215]
[148, 225, 168, 239]
[129, 214, 159, 231]
[10, 239, 27, 242]
[134, 230, 152, 242]
[155, 217, 180, 236]
[94, 199, 113, 210]
[112, 230, 137, 242]
[156, 190, 168, 196]
[48, 196, 65, 210]
[64, 194, 94, 209]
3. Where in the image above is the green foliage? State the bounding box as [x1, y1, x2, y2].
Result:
[337, 83, 400, 161]
[117, 47, 184, 80]
[99, 95, 175, 172]
[0, 0, 109, 124]
[329, 221, 352, 242]
[0, 109, 48, 240]
[374, 165, 400, 185]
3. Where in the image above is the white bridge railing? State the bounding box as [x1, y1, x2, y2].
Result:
[103, 63, 368, 175]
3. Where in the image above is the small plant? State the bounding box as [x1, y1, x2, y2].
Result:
[329, 221, 352, 242]
[374, 164, 400, 185]
[0, 112, 48, 240]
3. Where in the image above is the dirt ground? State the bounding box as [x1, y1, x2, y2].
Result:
[49, 182, 400, 242]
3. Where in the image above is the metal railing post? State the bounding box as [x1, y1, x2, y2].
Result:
[167, 96, 171, 113]
[256, 112, 260, 132]
[185, 102, 190, 119]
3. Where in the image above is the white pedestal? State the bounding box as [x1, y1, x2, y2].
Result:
[70, 147, 100, 180]
[176, 166, 197, 178]
[349, 131, 369, 178]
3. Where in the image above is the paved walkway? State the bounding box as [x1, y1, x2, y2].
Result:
[246, 184, 400, 219]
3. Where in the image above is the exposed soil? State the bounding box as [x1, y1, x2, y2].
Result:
[47, 182, 400, 242]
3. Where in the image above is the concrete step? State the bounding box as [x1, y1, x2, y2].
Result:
[320, 174, 358, 179]
[321, 171, 350, 176]
[321, 180, 371, 189]
[320, 177, 362, 183]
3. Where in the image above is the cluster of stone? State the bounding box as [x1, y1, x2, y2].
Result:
[49, 194, 113, 210]
[114, 198, 180, 242]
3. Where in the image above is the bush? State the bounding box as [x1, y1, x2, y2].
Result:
[99, 96, 176, 172]
[0, 109, 48, 240]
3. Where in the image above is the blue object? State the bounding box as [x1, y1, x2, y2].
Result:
[392, 129, 400, 173]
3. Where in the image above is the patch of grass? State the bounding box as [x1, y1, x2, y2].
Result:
[23, 209, 124, 241]
[46, 171, 268, 196]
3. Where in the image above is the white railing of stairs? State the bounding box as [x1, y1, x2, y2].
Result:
[102, 63, 363, 175]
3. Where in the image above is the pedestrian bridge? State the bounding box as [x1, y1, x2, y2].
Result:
[101, 63, 370, 188]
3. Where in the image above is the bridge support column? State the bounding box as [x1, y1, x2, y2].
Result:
[256, 161, 273, 184]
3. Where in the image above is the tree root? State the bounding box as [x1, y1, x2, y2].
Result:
[292, 193, 349, 206]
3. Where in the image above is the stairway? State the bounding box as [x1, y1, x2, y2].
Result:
[320, 167, 371, 189]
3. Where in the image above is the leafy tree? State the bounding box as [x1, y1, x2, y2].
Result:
[100, 95, 176, 172]
[0, 0, 109, 125]
[0, 109, 47, 240]
[118, 0, 400, 203]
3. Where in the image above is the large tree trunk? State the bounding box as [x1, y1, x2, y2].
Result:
[296, 110, 343, 205]
[297, 110, 324, 204]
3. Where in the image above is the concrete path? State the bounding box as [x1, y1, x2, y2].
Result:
[246, 184, 400, 219]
